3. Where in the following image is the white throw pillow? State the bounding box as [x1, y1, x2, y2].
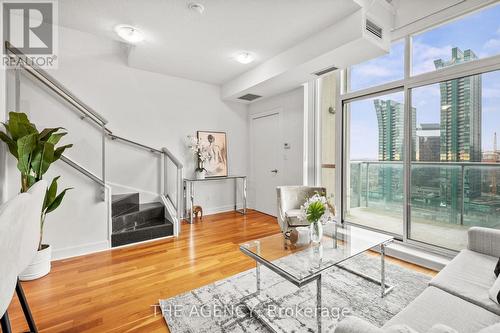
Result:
[488, 275, 500, 304]
[427, 324, 458, 333]
[385, 325, 419, 333]
[477, 323, 500, 333]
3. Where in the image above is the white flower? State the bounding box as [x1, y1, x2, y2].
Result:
[300, 193, 335, 225]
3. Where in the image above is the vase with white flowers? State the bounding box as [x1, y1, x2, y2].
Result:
[301, 193, 335, 244]
[187, 135, 210, 179]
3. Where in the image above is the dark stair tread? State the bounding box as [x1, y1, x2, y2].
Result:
[114, 202, 163, 219]
[111, 218, 174, 247]
[113, 217, 172, 233]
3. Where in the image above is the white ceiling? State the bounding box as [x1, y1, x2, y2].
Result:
[58, 0, 360, 84]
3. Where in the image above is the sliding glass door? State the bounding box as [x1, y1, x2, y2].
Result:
[343, 91, 404, 236]
[337, 3, 500, 251]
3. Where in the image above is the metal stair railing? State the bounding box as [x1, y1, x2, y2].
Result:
[4, 41, 183, 237]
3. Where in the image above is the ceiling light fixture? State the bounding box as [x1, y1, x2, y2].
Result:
[188, 2, 205, 14]
[235, 52, 255, 64]
[114, 25, 144, 44]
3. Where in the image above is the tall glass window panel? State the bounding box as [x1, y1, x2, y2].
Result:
[410, 71, 500, 250]
[320, 73, 337, 202]
[344, 91, 404, 235]
[412, 3, 500, 76]
[349, 41, 404, 92]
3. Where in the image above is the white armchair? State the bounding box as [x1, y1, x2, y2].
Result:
[276, 186, 327, 243]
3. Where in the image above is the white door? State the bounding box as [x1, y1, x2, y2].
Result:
[252, 112, 280, 216]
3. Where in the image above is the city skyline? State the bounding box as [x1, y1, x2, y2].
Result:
[348, 4, 500, 160]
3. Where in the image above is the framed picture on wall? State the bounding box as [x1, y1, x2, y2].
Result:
[197, 131, 228, 177]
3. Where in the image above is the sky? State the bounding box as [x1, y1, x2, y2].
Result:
[348, 4, 500, 160]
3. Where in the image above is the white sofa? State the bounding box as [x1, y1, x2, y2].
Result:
[335, 227, 500, 333]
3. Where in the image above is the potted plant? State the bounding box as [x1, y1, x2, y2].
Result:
[300, 193, 335, 244]
[187, 135, 210, 179]
[0, 112, 73, 280]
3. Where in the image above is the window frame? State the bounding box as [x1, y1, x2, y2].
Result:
[336, 6, 500, 255]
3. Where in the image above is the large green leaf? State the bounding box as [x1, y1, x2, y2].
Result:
[46, 132, 67, 145]
[45, 187, 72, 214]
[32, 141, 55, 178]
[43, 176, 60, 211]
[8, 112, 37, 141]
[0, 131, 18, 158]
[16, 133, 38, 175]
[39, 127, 64, 141]
[53, 144, 73, 161]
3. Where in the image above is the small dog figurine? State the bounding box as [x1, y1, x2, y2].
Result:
[193, 205, 203, 220]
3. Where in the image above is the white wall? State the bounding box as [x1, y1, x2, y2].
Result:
[247, 87, 304, 208]
[3, 25, 249, 259]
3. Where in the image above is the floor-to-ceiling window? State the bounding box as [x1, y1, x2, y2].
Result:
[339, 3, 500, 251]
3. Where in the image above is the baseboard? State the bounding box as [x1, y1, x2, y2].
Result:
[51, 240, 110, 261]
[201, 204, 244, 216]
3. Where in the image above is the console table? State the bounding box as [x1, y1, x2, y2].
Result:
[183, 175, 247, 223]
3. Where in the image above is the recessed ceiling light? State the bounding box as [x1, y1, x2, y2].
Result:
[114, 25, 144, 44]
[235, 52, 255, 64]
[188, 2, 205, 14]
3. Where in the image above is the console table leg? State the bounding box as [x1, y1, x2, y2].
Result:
[381, 243, 386, 298]
[317, 274, 322, 332]
[190, 182, 194, 224]
[243, 177, 247, 214]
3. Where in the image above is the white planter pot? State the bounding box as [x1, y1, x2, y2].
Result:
[195, 170, 206, 180]
[19, 244, 51, 281]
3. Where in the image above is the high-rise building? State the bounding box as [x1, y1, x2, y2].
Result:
[434, 47, 482, 218]
[416, 123, 441, 162]
[435, 47, 482, 162]
[374, 99, 416, 161]
[374, 99, 416, 202]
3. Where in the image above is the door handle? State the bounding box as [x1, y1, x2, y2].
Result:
[271, 169, 278, 173]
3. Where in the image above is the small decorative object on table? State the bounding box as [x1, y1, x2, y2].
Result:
[193, 205, 203, 220]
[300, 193, 335, 244]
[187, 135, 211, 179]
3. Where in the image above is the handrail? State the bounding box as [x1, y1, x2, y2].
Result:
[162, 147, 183, 168]
[108, 133, 162, 154]
[351, 160, 500, 166]
[5, 41, 110, 128]
[60, 155, 105, 186]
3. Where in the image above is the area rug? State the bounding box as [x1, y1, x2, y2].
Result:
[159, 253, 431, 332]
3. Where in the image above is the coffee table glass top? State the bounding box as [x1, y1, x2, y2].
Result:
[240, 224, 393, 285]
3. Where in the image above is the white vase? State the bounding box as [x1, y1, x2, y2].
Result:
[310, 221, 323, 244]
[195, 169, 206, 180]
[19, 244, 51, 281]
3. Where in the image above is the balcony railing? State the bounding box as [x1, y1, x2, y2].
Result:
[348, 160, 500, 227]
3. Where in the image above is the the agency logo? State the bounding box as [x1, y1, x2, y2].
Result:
[1, 0, 58, 68]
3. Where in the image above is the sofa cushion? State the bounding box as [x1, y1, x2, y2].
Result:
[488, 275, 500, 304]
[383, 286, 500, 333]
[478, 323, 500, 333]
[429, 249, 500, 315]
[426, 324, 458, 333]
[285, 209, 308, 227]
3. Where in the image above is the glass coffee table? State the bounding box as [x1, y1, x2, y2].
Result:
[239, 223, 394, 332]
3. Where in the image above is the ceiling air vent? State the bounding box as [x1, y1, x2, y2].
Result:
[314, 66, 338, 76]
[238, 93, 262, 102]
[366, 19, 383, 39]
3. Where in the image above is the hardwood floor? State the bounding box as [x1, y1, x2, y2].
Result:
[7, 210, 436, 333]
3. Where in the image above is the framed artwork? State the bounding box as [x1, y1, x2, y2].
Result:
[197, 131, 228, 177]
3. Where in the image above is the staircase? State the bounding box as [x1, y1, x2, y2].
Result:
[111, 193, 174, 247]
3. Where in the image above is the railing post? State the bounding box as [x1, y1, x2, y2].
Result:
[461, 164, 465, 226]
[365, 162, 369, 207]
[160, 153, 165, 196]
[101, 125, 106, 201]
[14, 67, 21, 111]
